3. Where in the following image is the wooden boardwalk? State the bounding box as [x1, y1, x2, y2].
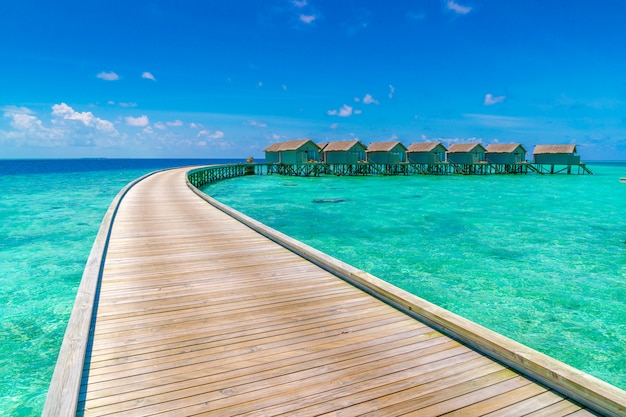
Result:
[45, 167, 625, 416]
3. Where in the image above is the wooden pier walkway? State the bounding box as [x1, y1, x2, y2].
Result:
[44, 167, 625, 416]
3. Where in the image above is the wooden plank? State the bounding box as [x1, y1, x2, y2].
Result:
[82, 336, 463, 415]
[479, 390, 570, 416]
[515, 399, 582, 416]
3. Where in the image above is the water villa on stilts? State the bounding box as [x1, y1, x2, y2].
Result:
[532, 144, 592, 174]
[262, 139, 593, 177]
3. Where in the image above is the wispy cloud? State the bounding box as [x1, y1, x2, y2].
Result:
[52, 103, 117, 132]
[424, 135, 484, 147]
[464, 113, 527, 128]
[197, 130, 225, 139]
[288, 0, 320, 27]
[447, 1, 472, 14]
[1, 105, 35, 115]
[125, 115, 150, 127]
[299, 14, 316, 24]
[154, 120, 183, 129]
[142, 72, 157, 81]
[484, 93, 506, 105]
[246, 120, 268, 128]
[556, 95, 624, 110]
[97, 71, 120, 81]
[388, 85, 395, 99]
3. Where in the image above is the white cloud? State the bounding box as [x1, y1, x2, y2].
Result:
[1, 109, 64, 145]
[1, 105, 35, 115]
[464, 113, 527, 128]
[197, 130, 225, 139]
[354, 109, 363, 115]
[154, 122, 166, 130]
[293, 0, 307, 7]
[52, 103, 117, 132]
[97, 71, 120, 81]
[362, 93, 379, 104]
[246, 120, 268, 128]
[6, 112, 44, 131]
[447, 1, 472, 14]
[484, 93, 506, 105]
[328, 104, 354, 117]
[300, 14, 316, 24]
[425, 136, 484, 147]
[166, 120, 183, 127]
[339, 105, 354, 116]
[142, 72, 156, 81]
[125, 115, 150, 127]
[556, 95, 623, 110]
[282, 84, 288, 91]
[388, 84, 395, 99]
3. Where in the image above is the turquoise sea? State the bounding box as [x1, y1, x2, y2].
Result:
[1, 159, 625, 415]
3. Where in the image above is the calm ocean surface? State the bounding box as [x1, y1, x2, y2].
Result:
[1, 159, 625, 415]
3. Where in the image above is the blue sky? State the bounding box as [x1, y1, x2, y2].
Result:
[1, 0, 625, 160]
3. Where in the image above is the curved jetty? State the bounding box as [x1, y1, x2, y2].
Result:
[44, 165, 625, 416]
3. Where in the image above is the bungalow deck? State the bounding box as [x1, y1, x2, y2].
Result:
[44, 166, 624, 416]
[262, 161, 592, 177]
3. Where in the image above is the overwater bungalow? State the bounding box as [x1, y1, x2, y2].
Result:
[263, 143, 282, 163]
[323, 140, 367, 164]
[317, 143, 328, 162]
[366, 141, 407, 164]
[533, 144, 580, 165]
[485, 143, 527, 164]
[407, 142, 447, 163]
[263, 139, 321, 164]
[447, 143, 487, 164]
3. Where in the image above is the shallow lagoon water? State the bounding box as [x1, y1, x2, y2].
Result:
[206, 162, 626, 390]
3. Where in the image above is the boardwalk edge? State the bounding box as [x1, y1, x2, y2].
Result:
[42, 171, 161, 417]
